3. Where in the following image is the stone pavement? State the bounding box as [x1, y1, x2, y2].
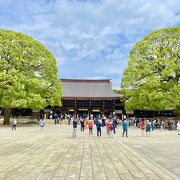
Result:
[0, 125, 179, 180]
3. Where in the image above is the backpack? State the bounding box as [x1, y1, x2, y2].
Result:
[147, 123, 151, 129]
[96, 121, 101, 129]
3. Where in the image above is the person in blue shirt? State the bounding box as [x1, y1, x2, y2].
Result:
[80, 118, 85, 132]
[122, 119, 128, 137]
[96, 119, 102, 136]
[112, 118, 118, 134]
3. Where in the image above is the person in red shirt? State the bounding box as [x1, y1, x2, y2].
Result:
[107, 120, 113, 138]
[105, 120, 109, 134]
[88, 120, 93, 135]
[139, 119, 146, 137]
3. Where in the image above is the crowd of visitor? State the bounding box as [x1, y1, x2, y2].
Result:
[69, 115, 180, 138]
[71, 117, 120, 138]
[9, 114, 180, 137]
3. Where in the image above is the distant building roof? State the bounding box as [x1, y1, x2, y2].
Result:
[61, 79, 121, 99]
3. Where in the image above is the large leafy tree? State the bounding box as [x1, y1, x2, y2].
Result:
[0, 29, 62, 125]
[121, 27, 180, 111]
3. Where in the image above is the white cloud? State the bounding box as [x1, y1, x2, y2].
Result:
[0, 0, 179, 88]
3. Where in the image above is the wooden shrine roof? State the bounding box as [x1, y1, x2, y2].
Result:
[61, 79, 121, 99]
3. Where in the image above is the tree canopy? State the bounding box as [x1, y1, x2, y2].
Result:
[0, 29, 62, 124]
[121, 26, 180, 111]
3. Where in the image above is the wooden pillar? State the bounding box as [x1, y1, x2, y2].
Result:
[113, 99, 115, 112]
[102, 100, 105, 116]
[74, 99, 77, 118]
[89, 99, 92, 119]
[113, 99, 116, 118]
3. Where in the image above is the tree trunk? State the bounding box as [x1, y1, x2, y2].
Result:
[3, 108, 11, 125]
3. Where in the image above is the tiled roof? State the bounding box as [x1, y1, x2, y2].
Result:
[61, 79, 121, 98]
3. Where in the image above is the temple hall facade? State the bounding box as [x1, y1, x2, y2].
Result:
[53, 79, 123, 118]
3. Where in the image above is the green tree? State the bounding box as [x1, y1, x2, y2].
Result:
[0, 29, 62, 125]
[121, 26, 180, 111]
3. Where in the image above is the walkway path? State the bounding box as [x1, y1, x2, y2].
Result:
[0, 125, 179, 180]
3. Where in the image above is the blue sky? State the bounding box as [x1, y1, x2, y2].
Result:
[0, 0, 180, 88]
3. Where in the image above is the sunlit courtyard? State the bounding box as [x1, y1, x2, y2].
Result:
[0, 124, 179, 180]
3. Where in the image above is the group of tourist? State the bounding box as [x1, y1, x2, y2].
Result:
[10, 115, 180, 137]
[138, 119, 155, 137]
[71, 117, 128, 138]
[136, 118, 180, 136]
[36, 115, 180, 137]
[71, 117, 180, 138]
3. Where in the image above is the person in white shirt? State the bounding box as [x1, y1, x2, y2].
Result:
[176, 121, 180, 135]
[160, 120, 164, 132]
[40, 118, 45, 131]
[12, 118, 17, 131]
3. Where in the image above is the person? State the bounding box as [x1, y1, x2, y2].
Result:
[12, 118, 17, 131]
[176, 121, 180, 135]
[112, 118, 118, 134]
[152, 120, 156, 131]
[134, 119, 137, 127]
[171, 120, 175, 130]
[127, 118, 131, 127]
[139, 119, 145, 136]
[168, 120, 171, 130]
[70, 116, 74, 125]
[96, 119, 102, 137]
[80, 118, 85, 132]
[155, 119, 159, 128]
[72, 118, 78, 138]
[108, 120, 113, 138]
[136, 118, 139, 127]
[88, 119, 93, 135]
[68, 114, 70, 125]
[145, 120, 151, 137]
[102, 118, 105, 127]
[105, 120, 109, 134]
[57, 116, 60, 124]
[160, 120, 164, 132]
[151, 120, 155, 131]
[39, 118, 45, 131]
[54, 113, 58, 125]
[122, 119, 128, 137]
[169, 120, 172, 130]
